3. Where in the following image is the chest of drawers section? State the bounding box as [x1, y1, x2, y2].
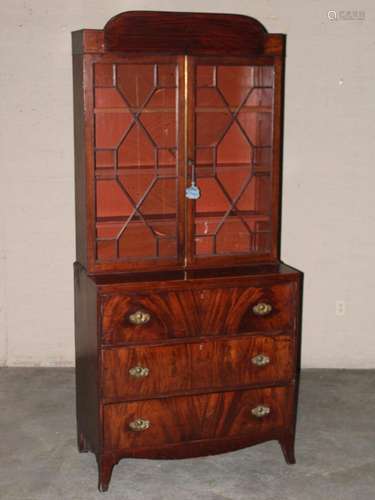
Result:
[74, 264, 302, 491]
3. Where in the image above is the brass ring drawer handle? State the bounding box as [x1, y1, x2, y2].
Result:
[129, 310, 151, 325]
[252, 302, 272, 316]
[251, 405, 271, 418]
[129, 366, 150, 378]
[251, 354, 270, 366]
[129, 418, 150, 432]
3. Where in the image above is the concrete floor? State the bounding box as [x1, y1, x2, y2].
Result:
[0, 369, 374, 500]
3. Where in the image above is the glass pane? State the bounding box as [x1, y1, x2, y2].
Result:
[116, 64, 154, 107]
[94, 62, 179, 262]
[194, 64, 274, 257]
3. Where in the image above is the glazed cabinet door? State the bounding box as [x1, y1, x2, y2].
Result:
[78, 53, 282, 273]
[90, 54, 185, 272]
[186, 56, 282, 267]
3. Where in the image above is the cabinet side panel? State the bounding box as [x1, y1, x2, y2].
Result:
[292, 272, 303, 432]
[271, 55, 285, 261]
[73, 54, 88, 266]
[74, 263, 100, 453]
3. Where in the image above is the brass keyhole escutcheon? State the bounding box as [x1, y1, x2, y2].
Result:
[129, 366, 150, 378]
[252, 302, 272, 316]
[129, 418, 150, 431]
[251, 405, 271, 418]
[251, 354, 270, 366]
[129, 310, 151, 325]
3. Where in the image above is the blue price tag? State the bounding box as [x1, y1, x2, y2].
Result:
[185, 184, 201, 200]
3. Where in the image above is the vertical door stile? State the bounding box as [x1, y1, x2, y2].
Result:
[183, 55, 188, 267]
[177, 55, 187, 267]
[185, 55, 196, 267]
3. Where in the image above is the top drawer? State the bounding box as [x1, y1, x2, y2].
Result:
[101, 282, 297, 345]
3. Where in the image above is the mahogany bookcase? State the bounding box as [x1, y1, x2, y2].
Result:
[72, 11, 303, 492]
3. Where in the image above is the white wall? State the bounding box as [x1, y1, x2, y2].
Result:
[0, 0, 374, 367]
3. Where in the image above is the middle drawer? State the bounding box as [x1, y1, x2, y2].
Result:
[102, 334, 294, 400]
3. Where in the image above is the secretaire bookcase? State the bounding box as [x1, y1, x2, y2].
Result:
[72, 11, 303, 492]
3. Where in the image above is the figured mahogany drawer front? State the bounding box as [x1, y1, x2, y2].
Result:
[101, 282, 296, 345]
[103, 386, 289, 450]
[102, 335, 294, 400]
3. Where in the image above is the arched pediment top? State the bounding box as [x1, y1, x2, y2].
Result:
[103, 11, 276, 55]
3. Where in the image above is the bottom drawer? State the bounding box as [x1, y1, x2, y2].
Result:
[103, 386, 291, 450]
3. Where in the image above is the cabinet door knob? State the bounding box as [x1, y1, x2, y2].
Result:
[251, 405, 271, 418]
[251, 354, 270, 366]
[129, 310, 151, 325]
[129, 418, 150, 431]
[252, 302, 272, 316]
[129, 366, 150, 378]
